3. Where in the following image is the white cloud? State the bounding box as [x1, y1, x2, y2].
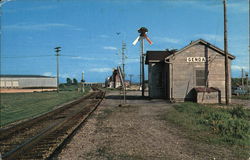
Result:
[168, 0, 248, 13]
[194, 34, 223, 42]
[89, 68, 112, 73]
[103, 46, 117, 50]
[153, 37, 180, 44]
[3, 23, 83, 31]
[126, 58, 140, 64]
[43, 72, 53, 76]
[60, 73, 72, 79]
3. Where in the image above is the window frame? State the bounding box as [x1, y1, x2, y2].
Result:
[195, 69, 206, 86]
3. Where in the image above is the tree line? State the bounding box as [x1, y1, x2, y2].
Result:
[66, 78, 78, 85]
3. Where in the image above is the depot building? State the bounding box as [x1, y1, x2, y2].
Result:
[145, 39, 235, 103]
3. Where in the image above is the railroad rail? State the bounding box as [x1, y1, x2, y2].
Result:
[0, 88, 105, 160]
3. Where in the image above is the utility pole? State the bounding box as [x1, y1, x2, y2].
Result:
[246, 72, 249, 92]
[122, 42, 126, 79]
[223, 0, 229, 105]
[141, 38, 145, 96]
[81, 71, 85, 93]
[241, 68, 244, 89]
[55, 47, 61, 93]
[140, 55, 142, 87]
[132, 27, 152, 97]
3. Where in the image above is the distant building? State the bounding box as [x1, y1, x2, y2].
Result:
[145, 39, 235, 103]
[105, 69, 122, 88]
[0, 75, 57, 93]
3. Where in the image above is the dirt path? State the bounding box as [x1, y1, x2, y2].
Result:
[231, 98, 250, 109]
[56, 91, 236, 160]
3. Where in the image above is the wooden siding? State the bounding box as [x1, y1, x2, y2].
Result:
[169, 43, 232, 102]
[148, 63, 165, 98]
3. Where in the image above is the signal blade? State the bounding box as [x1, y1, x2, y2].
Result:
[144, 35, 153, 45]
[132, 36, 140, 46]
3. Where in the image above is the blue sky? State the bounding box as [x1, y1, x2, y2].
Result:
[1, 0, 249, 82]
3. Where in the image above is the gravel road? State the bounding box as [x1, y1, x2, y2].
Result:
[56, 91, 241, 160]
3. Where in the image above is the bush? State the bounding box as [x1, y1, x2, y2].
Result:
[219, 119, 250, 140]
[199, 110, 250, 141]
[174, 103, 250, 142]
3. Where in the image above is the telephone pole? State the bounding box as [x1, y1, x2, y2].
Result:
[140, 55, 142, 87]
[55, 47, 61, 93]
[246, 72, 249, 92]
[81, 71, 85, 93]
[122, 42, 126, 78]
[132, 27, 152, 97]
[241, 68, 244, 89]
[141, 38, 145, 96]
[223, 0, 229, 105]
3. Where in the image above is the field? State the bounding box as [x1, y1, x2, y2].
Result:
[0, 86, 89, 127]
[162, 102, 250, 159]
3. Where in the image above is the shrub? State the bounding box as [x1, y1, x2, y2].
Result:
[218, 119, 250, 140]
[200, 110, 250, 140]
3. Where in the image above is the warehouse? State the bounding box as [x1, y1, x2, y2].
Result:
[145, 39, 235, 103]
[0, 75, 57, 93]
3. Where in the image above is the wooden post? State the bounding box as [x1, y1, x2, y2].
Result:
[141, 38, 145, 97]
[223, 0, 229, 105]
[54, 47, 61, 93]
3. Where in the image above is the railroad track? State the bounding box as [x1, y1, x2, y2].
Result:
[0, 89, 105, 160]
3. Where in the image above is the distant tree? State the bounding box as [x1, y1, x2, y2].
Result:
[66, 78, 72, 85]
[73, 78, 78, 85]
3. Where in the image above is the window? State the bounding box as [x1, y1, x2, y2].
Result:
[12, 81, 19, 87]
[6, 81, 12, 87]
[0, 80, 5, 87]
[196, 70, 206, 86]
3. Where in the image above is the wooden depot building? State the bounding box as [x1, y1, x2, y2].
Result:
[145, 39, 235, 103]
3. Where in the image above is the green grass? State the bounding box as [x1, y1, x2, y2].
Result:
[162, 102, 250, 159]
[232, 94, 250, 100]
[0, 86, 89, 127]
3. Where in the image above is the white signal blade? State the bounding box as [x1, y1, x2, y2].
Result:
[132, 36, 140, 46]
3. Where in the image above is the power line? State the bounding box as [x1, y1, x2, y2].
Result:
[1, 55, 53, 58]
[1, 54, 87, 59]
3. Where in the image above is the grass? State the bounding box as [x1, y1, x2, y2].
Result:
[0, 86, 90, 127]
[232, 94, 250, 100]
[162, 102, 250, 159]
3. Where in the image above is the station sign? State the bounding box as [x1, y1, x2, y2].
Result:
[187, 57, 206, 63]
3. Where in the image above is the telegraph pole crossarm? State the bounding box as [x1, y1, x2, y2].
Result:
[122, 42, 126, 79]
